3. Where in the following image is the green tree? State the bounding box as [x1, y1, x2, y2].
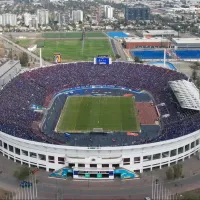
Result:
[166, 167, 174, 180]
[196, 78, 200, 89]
[116, 54, 121, 59]
[191, 62, 200, 70]
[173, 163, 183, 179]
[13, 166, 31, 181]
[192, 69, 198, 81]
[134, 56, 142, 63]
[8, 49, 12, 59]
[19, 52, 29, 66]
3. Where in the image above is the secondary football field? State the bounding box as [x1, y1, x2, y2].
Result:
[17, 39, 114, 61]
[56, 96, 140, 133]
[42, 32, 106, 38]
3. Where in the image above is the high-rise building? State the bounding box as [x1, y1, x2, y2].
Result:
[0, 15, 2, 25]
[72, 10, 83, 22]
[29, 15, 38, 29]
[2, 13, 17, 26]
[125, 4, 150, 21]
[37, 9, 49, 25]
[24, 13, 38, 29]
[105, 6, 114, 19]
[24, 13, 31, 26]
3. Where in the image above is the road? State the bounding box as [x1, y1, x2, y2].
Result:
[1, 155, 200, 199]
[112, 38, 127, 61]
[0, 34, 51, 66]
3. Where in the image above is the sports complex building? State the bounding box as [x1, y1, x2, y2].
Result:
[0, 60, 200, 180]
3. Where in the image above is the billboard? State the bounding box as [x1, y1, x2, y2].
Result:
[94, 57, 112, 65]
[54, 54, 61, 63]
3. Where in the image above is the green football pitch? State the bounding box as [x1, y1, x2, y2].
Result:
[42, 32, 106, 38]
[17, 39, 114, 61]
[56, 96, 140, 133]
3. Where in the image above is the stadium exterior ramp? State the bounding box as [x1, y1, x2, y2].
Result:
[0, 129, 200, 178]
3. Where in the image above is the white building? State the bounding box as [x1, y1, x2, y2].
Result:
[24, 13, 31, 26]
[0, 60, 21, 88]
[105, 6, 114, 19]
[0, 15, 2, 25]
[137, 30, 179, 38]
[24, 13, 38, 29]
[1, 13, 17, 26]
[172, 37, 200, 49]
[0, 124, 199, 177]
[72, 10, 83, 22]
[37, 9, 49, 25]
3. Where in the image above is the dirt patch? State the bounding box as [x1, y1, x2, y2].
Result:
[0, 188, 10, 200]
[181, 188, 200, 199]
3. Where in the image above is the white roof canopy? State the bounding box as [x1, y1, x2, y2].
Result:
[169, 79, 200, 111]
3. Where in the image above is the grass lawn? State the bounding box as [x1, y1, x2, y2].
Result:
[42, 32, 107, 38]
[85, 32, 106, 38]
[41, 39, 114, 61]
[17, 39, 114, 61]
[56, 96, 140, 133]
[42, 32, 82, 38]
[17, 39, 36, 48]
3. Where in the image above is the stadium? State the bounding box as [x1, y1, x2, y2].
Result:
[0, 61, 200, 180]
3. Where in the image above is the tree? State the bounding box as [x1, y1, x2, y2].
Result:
[19, 52, 29, 66]
[173, 163, 183, 179]
[134, 56, 142, 63]
[166, 164, 183, 180]
[8, 49, 12, 59]
[13, 166, 31, 181]
[196, 77, 200, 89]
[116, 54, 121, 59]
[192, 69, 198, 81]
[191, 62, 200, 70]
[166, 167, 174, 180]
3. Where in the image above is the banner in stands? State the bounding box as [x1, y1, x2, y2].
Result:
[30, 104, 43, 111]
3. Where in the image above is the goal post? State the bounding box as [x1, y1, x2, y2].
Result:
[93, 128, 104, 132]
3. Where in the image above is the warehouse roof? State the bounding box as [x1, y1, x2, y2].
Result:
[123, 37, 170, 43]
[141, 30, 178, 36]
[169, 79, 200, 111]
[172, 38, 200, 44]
[0, 60, 19, 78]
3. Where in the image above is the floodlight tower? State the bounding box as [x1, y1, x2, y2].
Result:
[37, 41, 44, 67]
[164, 48, 166, 68]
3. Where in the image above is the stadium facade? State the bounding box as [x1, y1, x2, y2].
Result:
[0, 62, 200, 180]
[0, 128, 199, 176]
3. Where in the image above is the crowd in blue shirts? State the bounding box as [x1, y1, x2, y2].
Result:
[0, 62, 199, 146]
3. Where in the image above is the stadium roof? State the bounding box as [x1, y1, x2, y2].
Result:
[169, 80, 200, 111]
[123, 37, 170, 43]
[0, 60, 19, 78]
[172, 38, 200, 44]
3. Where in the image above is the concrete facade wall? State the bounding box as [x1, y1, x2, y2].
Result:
[0, 129, 199, 173]
[125, 42, 172, 49]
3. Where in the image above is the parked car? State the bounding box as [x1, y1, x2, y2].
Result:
[20, 181, 32, 188]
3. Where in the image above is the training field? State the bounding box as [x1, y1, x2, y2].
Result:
[56, 96, 140, 133]
[17, 39, 114, 61]
[42, 32, 106, 38]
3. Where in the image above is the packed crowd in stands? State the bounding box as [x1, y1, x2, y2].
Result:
[0, 62, 200, 146]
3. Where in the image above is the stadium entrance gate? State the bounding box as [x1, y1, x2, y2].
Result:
[73, 168, 114, 179]
[49, 167, 136, 180]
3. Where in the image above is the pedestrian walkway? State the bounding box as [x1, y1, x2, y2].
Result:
[1, 154, 200, 199]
